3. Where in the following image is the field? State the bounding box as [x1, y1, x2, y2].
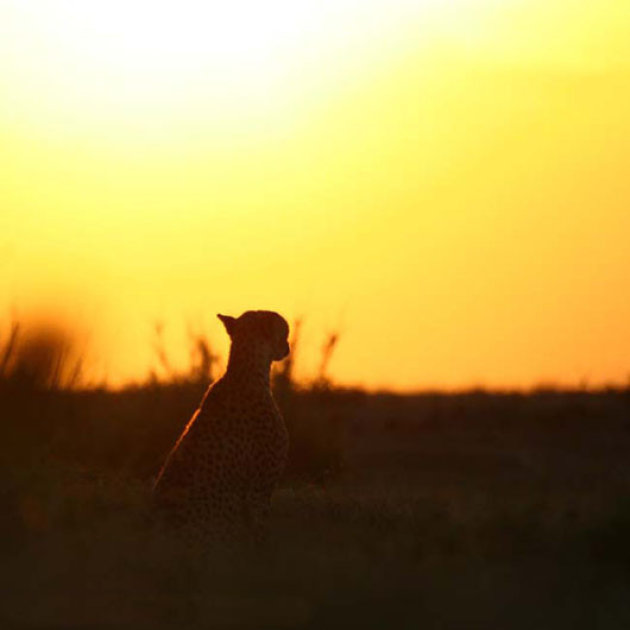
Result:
[2, 379, 630, 629]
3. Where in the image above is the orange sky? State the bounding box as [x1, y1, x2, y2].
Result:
[2, 0, 630, 390]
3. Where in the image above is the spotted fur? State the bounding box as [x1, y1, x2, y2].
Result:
[153, 310, 290, 543]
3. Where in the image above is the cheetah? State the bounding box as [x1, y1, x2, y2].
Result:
[152, 310, 290, 543]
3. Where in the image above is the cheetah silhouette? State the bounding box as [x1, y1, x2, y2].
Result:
[153, 310, 290, 543]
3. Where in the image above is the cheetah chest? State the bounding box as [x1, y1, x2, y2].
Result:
[198, 395, 289, 487]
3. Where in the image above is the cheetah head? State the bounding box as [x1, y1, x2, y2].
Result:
[218, 310, 290, 362]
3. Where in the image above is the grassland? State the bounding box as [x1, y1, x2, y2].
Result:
[1, 379, 630, 629]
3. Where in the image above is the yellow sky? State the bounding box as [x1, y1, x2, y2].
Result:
[2, 0, 630, 390]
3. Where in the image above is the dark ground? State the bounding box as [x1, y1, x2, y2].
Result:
[1, 383, 630, 629]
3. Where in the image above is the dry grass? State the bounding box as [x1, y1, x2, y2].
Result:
[1, 385, 630, 628]
[1, 321, 630, 628]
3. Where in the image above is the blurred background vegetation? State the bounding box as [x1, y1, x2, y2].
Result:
[0, 316, 349, 482]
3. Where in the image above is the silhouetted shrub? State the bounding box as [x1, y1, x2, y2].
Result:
[0, 320, 83, 390]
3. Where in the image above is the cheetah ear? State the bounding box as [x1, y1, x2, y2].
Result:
[217, 314, 236, 336]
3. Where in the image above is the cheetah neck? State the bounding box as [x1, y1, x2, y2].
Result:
[224, 343, 271, 390]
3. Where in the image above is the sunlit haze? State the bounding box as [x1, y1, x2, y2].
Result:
[2, 0, 630, 390]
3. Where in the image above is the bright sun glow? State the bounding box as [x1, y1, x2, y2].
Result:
[0, 0, 498, 140]
[3, 1, 449, 137]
